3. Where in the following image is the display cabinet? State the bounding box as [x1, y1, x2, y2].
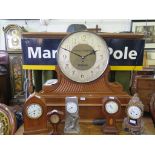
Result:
[136, 77, 155, 112]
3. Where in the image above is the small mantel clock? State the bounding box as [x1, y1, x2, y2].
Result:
[47, 109, 63, 135]
[64, 96, 80, 134]
[24, 92, 48, 134]
[102, 96, 121, 134]
[123, 93, 144, 135]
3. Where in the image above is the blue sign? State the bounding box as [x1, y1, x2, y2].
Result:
[21, 38, 145, 70]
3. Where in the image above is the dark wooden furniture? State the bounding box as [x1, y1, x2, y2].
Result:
[136, 77, 155, 112]
[150, 93, 155, 127]
[130, 69, 154, 95]
[0, 51, 11, 104]
[3, 25, 26, 104]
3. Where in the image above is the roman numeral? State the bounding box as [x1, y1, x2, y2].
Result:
[81, 74, 84, 78]
[65, 64, 69, 69]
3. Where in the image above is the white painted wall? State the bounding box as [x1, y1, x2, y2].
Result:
[0, 19, 131, 50]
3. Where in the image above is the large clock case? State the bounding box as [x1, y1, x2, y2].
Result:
[22, 32, 144, 134]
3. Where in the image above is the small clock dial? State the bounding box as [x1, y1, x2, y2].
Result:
[50, 114, 60, 124]
[128, 106, 142, 119]
[105, 101, 119, 114]
[0, 111, 10, 135]
[57, 31, 109, 83]
[26, 104, 43, 119]
[66, 102, 77, 114]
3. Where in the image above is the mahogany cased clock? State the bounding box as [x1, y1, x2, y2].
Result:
[102, 96, 121, 134]
[47, 109, 63, 135]
[57, 31, 109, 83]
[24, 92, 48, 134]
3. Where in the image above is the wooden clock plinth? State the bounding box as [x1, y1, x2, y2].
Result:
[103, 118, 119, 134]
[40, 66, 130, 122]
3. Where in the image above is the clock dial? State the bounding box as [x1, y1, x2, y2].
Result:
[26, 104, 43, 119]
[105, 101, 119, 114]
[66, 102, 77, 114]
[128, 106, 142, 119]
[50, 114, 60, 124]
[0, 111, 10, 135]
[57, 31, 109, 83]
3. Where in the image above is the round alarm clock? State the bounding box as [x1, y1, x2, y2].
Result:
[57, 31, 109, 83]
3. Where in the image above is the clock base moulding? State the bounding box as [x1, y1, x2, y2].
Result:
[103, 125, 119, 135]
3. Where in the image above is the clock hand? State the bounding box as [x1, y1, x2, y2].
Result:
[83, 50, 98, 59]
[61, 47, 83, 58]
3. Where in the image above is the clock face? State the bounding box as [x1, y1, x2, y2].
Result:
[57, 31, 109, 83]
[0, 110, 10, 135]
[105, 101, 119, 114]
[128, 106, 142, 119]
[26, 104, 43, 119]
[50, 114, 60, 124]
[66, 102, 77, 114]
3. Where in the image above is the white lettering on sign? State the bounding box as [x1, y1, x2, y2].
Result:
[27, 46, 138, 60]
[28, 47, 57, 59]
[108, 46, 137, 60]
[28, 47, 41, 58]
